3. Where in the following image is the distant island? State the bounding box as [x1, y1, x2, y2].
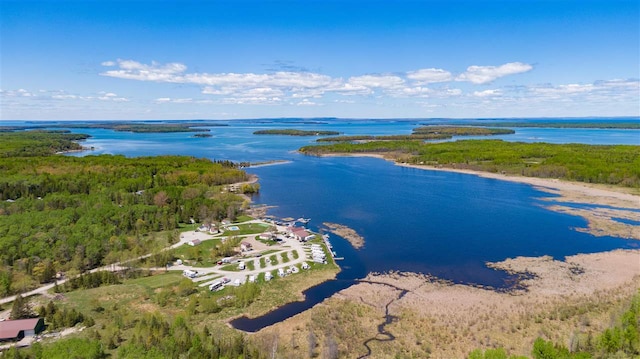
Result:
[318, 126, 514, 142]
[0, 122, 227, 134]
[465, 122, 640, 129]
[192, 133, 213, 138]
[253, 129, 341, 136]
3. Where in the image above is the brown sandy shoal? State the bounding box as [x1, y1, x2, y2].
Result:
[322, 222, 365, 249]
[255, 249, 640, 358]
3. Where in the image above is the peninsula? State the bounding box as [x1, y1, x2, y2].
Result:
[253, 129, 340, 136]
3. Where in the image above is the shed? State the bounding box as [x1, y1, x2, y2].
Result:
[0, 318, 45, 342]
[240, 242, 252, 251]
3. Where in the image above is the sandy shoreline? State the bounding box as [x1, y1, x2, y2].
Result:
[256, 249, 640, 358]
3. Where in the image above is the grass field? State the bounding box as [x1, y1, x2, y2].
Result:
[223, 223, 270, 235]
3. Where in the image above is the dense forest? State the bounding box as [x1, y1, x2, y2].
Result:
[464, 122, 640, 129]
[0, 132, 249, 295]
[0, 122, 229, 133]
[317, 126, 514, 142]
[0, 131, 90, 157]
[300, 139, 640, 188]
[253, 129, 340, 136]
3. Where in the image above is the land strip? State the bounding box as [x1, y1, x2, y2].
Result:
[322, 222, 365, 249]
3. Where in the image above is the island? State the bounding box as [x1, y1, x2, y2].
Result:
[317, 126, 514, 142]
[0, 121, 227, 133]
[253, 129, 341, 136]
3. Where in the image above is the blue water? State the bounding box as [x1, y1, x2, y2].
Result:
[3, 119, 637, 330]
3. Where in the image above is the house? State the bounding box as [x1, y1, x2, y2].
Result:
[0, 318, 45, 342]
[187, 239, 202, 246]
[290, 227, 315, 242]
[221, 219, 232, 226]
[240, 242, 252, 252]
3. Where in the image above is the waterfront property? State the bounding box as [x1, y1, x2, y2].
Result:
[289, 227, 315, 241]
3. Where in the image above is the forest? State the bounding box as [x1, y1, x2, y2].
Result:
[465, 121, 640, 129]
[0, 131, 249, 295]
[316, 126, 514, 142]
[0, 122, 229, 133]
[300, 139, 640, 188]
[253, 129, 340, 136]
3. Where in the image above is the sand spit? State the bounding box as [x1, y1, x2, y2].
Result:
[256, 249, 640, 358]
[323, 222, 365, 249]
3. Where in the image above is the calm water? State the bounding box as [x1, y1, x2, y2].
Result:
[4, 119, 638, 331]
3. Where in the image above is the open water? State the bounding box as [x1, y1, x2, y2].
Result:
[4, 118, 638, 331]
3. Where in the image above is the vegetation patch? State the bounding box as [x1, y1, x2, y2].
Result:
[253, 129, 340, 136]
[301, 139, 640, 188]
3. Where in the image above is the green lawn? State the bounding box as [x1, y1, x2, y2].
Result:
[173, 238, 222, 267]
[246, 260, 256, 271]
[259, 257, 266, 268]
[235, 215, 253, 223]
[268, 255, 278, 265]
[223, 223, 269, 235]
[63, 272, 185, 314]
[292, 250, 299, 260]
[281, 252, 290, 263]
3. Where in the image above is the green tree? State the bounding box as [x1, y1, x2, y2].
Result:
[10, 294, 32, 319]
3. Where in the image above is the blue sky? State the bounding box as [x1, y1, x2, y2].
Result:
[1, 0, 638, 120]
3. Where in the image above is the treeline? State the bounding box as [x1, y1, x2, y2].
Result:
[0, 132, 249, 295]
[0, 131, 89, 157]
[253, 129, 340, 136]
[468, 122, 640, 129]
[118, 313, 264, 358]
[469, 290, 640, 358]
[412, 126, 515, 136]
[300, 139, 640, 187]
[317, 126, 513, 142]
[55, 271, 123, 293]
[316, 134, 451, 142]
[37, 301, 95, 330]
[2, 122, 229, 134]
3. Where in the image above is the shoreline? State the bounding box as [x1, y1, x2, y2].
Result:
[313, 152, 640, 240]
[256, 248, 640, 357]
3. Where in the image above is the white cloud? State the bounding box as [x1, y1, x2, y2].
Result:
[457, 62, 533, 84]
[296, 99, 318, 106]
[101, 61, 116, 66]
[0, 89, 34, 97]
[473, 89, 503, 97]
[407, 68, 452, 84]
[347, 74, 404, 89]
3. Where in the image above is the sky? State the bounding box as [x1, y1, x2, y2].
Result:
[1, 0, 638, 120]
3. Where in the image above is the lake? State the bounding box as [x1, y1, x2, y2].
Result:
[7, 118, 638, 331]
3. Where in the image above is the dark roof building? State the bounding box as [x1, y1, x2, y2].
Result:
[0, 318, 45, 342]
